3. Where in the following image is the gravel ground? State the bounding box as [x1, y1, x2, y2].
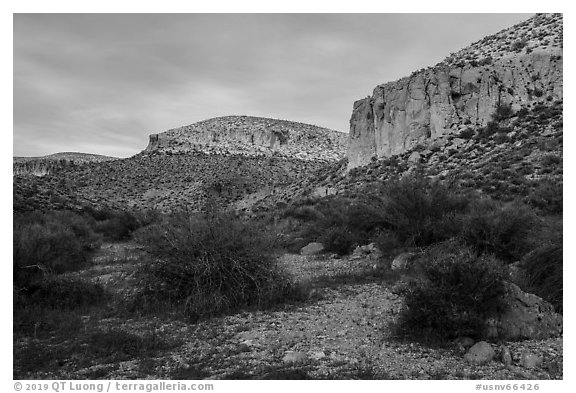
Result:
[14, 245, 563, 380]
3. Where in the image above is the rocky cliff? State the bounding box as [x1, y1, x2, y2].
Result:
[348, 13, 563, 168]
[144, 115, 347, 162]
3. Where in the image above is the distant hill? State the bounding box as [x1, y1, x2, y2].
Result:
[144, 115, 348, 162]
[13, 152, 118, 176]
[13, 117, 346, 212]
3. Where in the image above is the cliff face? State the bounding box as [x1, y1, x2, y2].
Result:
[348, 13, 563, 168]
[144, 115, 348, 163]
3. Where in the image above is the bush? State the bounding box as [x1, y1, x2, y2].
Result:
[477, 121, 500, 139]
[85, 208, 141, 241]
[377, 176, 469, 247]
[459, 128, 475, 139]
[291, 196, 388, 255]
[492, 103, 515, 121]
[133, 211, 305, 320]
[522, 243, 562, 313]
[319, 226, 364, 256]
[395, 241, 506, 340]
[460, 199, 537, 262]
[526, 179, 563, 214]
[13, 211, 101, 288]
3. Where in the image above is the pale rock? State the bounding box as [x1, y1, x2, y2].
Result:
[310, 351, 326, 360]
[483, 282, 563, 340]
[464, 341, 495, 364]
[519, 350, 543, 369]
[300, 242, 325, 256]
[391, 252, 418, 271]
[282, 351, 308, 363]
[408, 151, 422, 164]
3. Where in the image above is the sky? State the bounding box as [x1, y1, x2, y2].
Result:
[13, 13, 532, 158]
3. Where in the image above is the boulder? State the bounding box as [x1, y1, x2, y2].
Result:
[464, 341, 495, 364]
[483, 282, 563, 340]
[283, 351, 308, 363]
[408, 151, 421, 164]
[391, 252, 418, 271]
[519, 350, 543, 369]
[300, 242, 325, 255]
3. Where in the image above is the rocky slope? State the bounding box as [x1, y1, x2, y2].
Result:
[348, 13, 562, 168]
[251, 90, 563, 216]
[13, 117, 346, 213]
[13, 152, 118, 176]
[145, 115, 347, 162]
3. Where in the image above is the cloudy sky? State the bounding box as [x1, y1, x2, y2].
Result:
[14, 13, 531, 158]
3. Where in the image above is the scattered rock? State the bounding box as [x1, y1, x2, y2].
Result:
[283, 351, 308, 363]
[464, 341, 495, 364]
[483, 282, 563, 340]
[351, 243, 382, 260]
[300, 242, 325, 256]
[519, 350, 543, 369]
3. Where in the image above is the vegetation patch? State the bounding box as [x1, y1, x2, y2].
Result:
[394, 241, 507, 341]
[133, 211, 308, 320]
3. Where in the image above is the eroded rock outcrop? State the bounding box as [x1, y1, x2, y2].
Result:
[348, 13, 563, 168]
[145, 115, 347, 163]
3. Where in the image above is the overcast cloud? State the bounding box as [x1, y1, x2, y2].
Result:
[14, 13, 531, 157]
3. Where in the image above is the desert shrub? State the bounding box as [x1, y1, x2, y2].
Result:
[395, 241, 506, 340]
[459, 128, 475, 139]
[517, 106, 530, 118]
[541, 154, 562, 168]
[13, 211, 100, 288]
[511, 39, 527, 51]
[377, 176, 469, 247]
[319, 225, 364, 256]
[521, 243, 562, 313]
[133, 211, 305, 320]
[526, 179, 562, 214]
[460, 199, 537, 262]
[477, 121, 500, 139]
[294, 195, 388, 255]
[492, 103, 515, 121]
[85, 208, 141, 241]
[494, 133, 509, 144]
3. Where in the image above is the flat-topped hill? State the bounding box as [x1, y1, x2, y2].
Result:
[144, 115, 348, 162]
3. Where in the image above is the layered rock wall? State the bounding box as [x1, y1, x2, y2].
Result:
[348, 50, 562, 168]
[348, 13, 563, 168]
